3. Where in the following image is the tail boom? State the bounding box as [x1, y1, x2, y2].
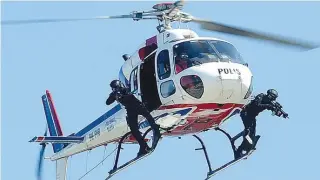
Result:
[29, 136, 84, 144]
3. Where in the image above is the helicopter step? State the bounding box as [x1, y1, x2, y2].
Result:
[193, 128, 260, 180]
[105, 128, 161, 180]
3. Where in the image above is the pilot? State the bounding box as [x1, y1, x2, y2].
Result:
[236, 89, 288, 158]
[175, 53, 190, 73]
[106, 80, 161, 156]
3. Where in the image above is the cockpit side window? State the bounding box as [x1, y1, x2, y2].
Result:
[157, 50, 171, 80]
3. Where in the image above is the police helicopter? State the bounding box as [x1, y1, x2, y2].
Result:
[2, 1, 319, 180]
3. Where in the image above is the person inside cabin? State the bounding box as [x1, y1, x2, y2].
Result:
[106, 80, 161, 157]
[175, 52, 190, 74]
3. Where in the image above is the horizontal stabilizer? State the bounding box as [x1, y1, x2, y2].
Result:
[29, 136, 84, 144]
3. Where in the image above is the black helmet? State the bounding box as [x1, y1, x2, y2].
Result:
[267, 89, 278, 100]
[110, 80, 123, 91]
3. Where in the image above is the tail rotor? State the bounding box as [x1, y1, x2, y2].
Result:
[36, 127, 48, 180]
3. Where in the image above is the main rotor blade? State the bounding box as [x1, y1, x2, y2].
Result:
[192, 18, 319, 50]
[1, 15, 133, 25]
[167, 0, 185, 17]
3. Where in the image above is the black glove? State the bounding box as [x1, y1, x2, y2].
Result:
[275, 110, 289, 119]
[282, 112, 289, 119]
[269, 105, 277, 111]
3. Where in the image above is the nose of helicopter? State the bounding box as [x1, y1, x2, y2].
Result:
[178, 62, 253, 104]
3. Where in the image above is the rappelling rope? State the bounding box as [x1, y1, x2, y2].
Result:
[102, 145, 107, 165]
[78, 146, 118, 180]
[85, 150, 90, 172]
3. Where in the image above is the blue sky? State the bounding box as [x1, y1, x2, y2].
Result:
[2, 1, 320, 180]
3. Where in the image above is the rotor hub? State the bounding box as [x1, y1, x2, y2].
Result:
[153, 3, 175, 11]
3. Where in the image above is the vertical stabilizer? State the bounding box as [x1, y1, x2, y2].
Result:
[46, 90, 64, 136]
[41, 90, 64, 153]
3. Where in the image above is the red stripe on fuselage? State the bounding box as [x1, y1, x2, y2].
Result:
[159, 103, 244, 136]
[37, 137, 45, 141]
[119, 103, 244, 144]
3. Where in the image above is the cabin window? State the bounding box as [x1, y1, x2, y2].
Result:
[160, 80, 176, 98]
[157, 50, 171, 80]
[129, 67, 138, 92]
[180, 75, 204, 99]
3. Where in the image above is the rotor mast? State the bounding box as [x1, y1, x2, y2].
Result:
[128, 1, 191, 33]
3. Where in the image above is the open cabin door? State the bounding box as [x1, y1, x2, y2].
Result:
[139, 51, 162, 112]
[128, 60, 162, 112]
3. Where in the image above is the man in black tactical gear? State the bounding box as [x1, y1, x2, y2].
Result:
[235, 89, 288, 158]
[106, 80, 161, 157]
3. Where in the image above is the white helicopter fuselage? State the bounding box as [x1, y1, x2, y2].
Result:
[19, 2, 314, 179]
[50, 29, 253, 161]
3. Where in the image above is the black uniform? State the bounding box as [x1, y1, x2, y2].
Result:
[106, 83, 160, 156]
[236, 93, 277, 157]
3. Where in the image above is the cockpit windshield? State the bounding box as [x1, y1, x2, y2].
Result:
[173, 40, 246, 74]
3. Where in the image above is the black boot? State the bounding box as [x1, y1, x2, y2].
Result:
[235, 138, 252, 159]
[137, 145, 151, 157]
[151, 124, 161, 148]
[235, 148, 242, 159]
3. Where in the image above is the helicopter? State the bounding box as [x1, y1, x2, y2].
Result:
[2, 1, 319, 180]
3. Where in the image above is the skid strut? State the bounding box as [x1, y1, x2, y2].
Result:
[110, 128, 152, 173]
[193, 135, 213, 173]
[214, 127, 244, 159]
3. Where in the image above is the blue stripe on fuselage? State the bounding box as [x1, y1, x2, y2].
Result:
[43, 136, 84, 141]
[75, 104, 122, 136]
[74, 106, 193, 137]
[42, 95, 58, 137]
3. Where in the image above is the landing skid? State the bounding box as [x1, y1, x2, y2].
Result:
[105, 128, 159, 180]
[105, 149, 155, 180]
[193, 128, 260, 180]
